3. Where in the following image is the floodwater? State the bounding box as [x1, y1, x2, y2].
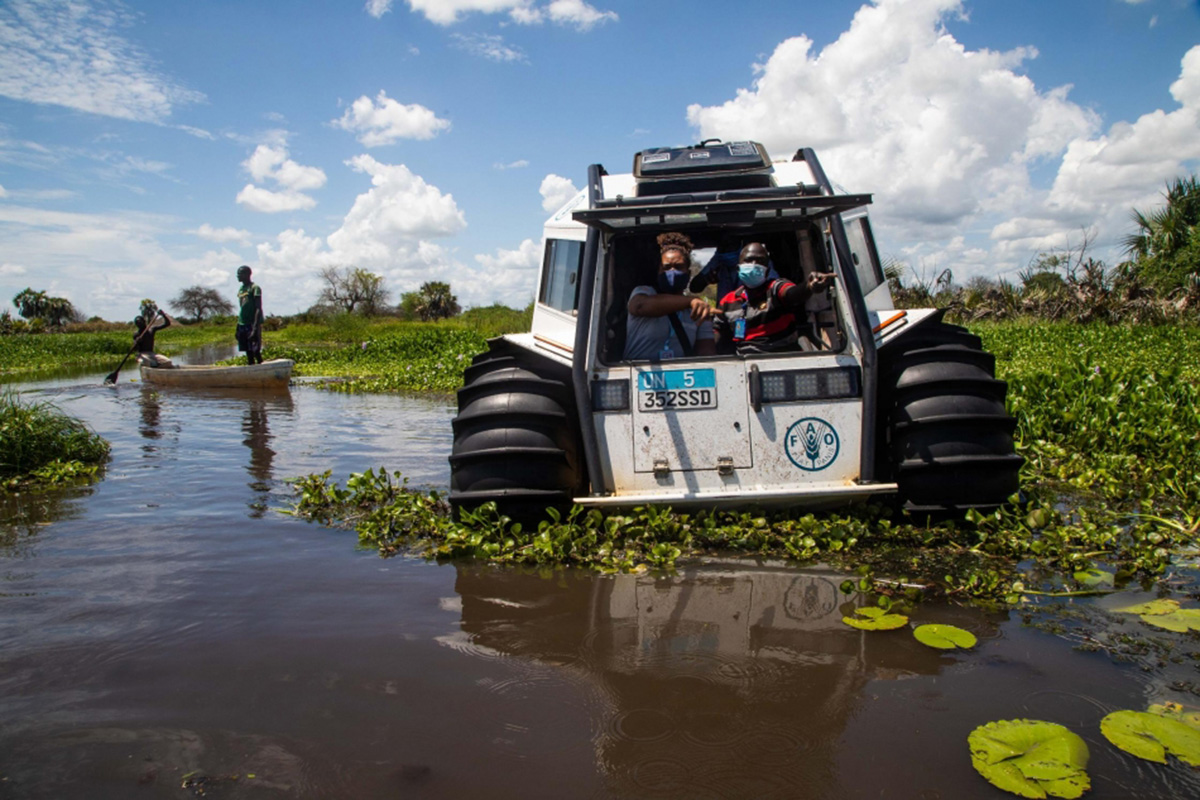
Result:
[2, 359, 1200, 799]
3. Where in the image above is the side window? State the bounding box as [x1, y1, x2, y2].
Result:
[539, 238, 584, 312]
[842, 217, 884, 295]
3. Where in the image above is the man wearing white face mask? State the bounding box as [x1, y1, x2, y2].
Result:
[713, 243, 835, 354]
[624, 232, 717, 360]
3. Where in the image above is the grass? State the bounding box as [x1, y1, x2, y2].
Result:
[0, 306, 531, 382]
[255, 308, 531, 393]
[0, 391, 110, 489]
[0, 321, 233, 377]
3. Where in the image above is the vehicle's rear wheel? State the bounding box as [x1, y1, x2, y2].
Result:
[449, 339, 585, 522]
[877, 316, 1023, 514]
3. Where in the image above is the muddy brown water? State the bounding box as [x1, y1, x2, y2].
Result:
[3, 360, 1200, 798]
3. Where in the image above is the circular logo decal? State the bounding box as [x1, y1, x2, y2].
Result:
[785, 417, 840, 472]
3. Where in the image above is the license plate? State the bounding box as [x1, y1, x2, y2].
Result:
[637, 369, 717, 411]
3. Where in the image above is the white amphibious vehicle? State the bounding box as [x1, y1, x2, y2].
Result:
[450, 141, 1021, 519]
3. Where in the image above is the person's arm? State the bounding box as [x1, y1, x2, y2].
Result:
[152, 310, 175, 332]
[688, 263, 714, 294]
[776, 273, 836, 308]
[628, 292, 713, 322]
[252, 286, 264, 328]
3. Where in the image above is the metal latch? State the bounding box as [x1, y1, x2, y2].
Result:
[717, 456, 734, 476]
[653, 459, 670, 478]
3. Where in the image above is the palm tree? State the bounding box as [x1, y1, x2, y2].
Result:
[1122, 176, 1200, 260]
[415, 281, 460, 322]
[1122, 175, 1200, 294]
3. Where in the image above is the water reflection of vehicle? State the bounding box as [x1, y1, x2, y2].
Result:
[453, 562, 994, 798]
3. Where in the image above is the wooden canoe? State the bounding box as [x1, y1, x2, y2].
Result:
[139, 359, 294, 390]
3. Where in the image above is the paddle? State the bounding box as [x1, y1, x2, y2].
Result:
[104, 311, 161, 385]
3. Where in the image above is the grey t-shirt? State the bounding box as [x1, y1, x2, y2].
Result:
[623, 286, 714, 360]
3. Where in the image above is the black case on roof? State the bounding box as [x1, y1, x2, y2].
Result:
[634, 141, 770, 178]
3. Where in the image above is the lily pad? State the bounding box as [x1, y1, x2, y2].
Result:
[1112, 599, 1200, 632]
[913, 624, 978, 650]
[1072, 568, 1113, 588]
[1140, 608, 1200, 633]
[1100, 710, 1200, 766]
[968, 719, 1090, 799]
[842, 605, 908, 631]
[1112, 598, 1179, 616]
[1148, 702, 1200, 729]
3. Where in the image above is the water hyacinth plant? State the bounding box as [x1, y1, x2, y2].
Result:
[0, 392, 110, 489]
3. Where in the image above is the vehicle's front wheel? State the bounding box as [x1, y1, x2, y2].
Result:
[877, 316, 1023, 514]
[449, 339, 585, 523]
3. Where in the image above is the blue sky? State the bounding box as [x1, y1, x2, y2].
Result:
[1, 0, 1199, 321]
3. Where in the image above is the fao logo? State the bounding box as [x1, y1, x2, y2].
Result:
[785, 417, 840, 471]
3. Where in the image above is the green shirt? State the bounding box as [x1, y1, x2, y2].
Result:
[238, 282, 262, 326]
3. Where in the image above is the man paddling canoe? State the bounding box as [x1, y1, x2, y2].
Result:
[134, 310, 176, 368]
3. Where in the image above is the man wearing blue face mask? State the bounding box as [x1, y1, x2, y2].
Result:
[624, 232, 716, 360]
[713, 243, 835, 354]
[688, 234, 779, 299]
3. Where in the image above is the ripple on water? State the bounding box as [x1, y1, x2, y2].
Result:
[733, 726, 811, 768]
[626, 758, 698, 797]
[611, 708, 677, 742]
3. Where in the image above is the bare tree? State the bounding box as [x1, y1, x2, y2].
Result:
[170, 286, 235, 321]
[316, 266, 390, 315]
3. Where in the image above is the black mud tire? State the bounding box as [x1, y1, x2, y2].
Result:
[877, 317, 1023, 515]
[449, 339, 586, 523]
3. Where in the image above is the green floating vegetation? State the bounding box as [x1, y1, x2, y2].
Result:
[288, 467, 872, 573]
[912, 624, 977, 650]
[1148, 702, 1200, 729]
[271, 326, 488, 394]
[1112, 599, 1200, 632]
[968, 719, 1090, 799]
[1099, 710, 1200, 767]
[842, 606, 909, 631]
[1072, 569, 1114, 588]
[0, 391, 110, 490]
[288, 463, 1200, 603]
[1111, 598, 1179, 616]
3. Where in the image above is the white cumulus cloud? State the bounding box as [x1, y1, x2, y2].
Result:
[235, 185, 316, 213]
[544, 0, 617, 30]
[253, 156, 469, 311]
[471, 238, 542, 307]
[252, 159, 537, 311]
[331, 154, 466, 247]
[684, 0, 1200, 282]
[0, 0, 203, 123]
[539, 173, 578, 213]
[236, 142, 327, 213]
[331, 91, 451, 146]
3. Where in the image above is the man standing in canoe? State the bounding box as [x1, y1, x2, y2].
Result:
[236, 265, 264, 365]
